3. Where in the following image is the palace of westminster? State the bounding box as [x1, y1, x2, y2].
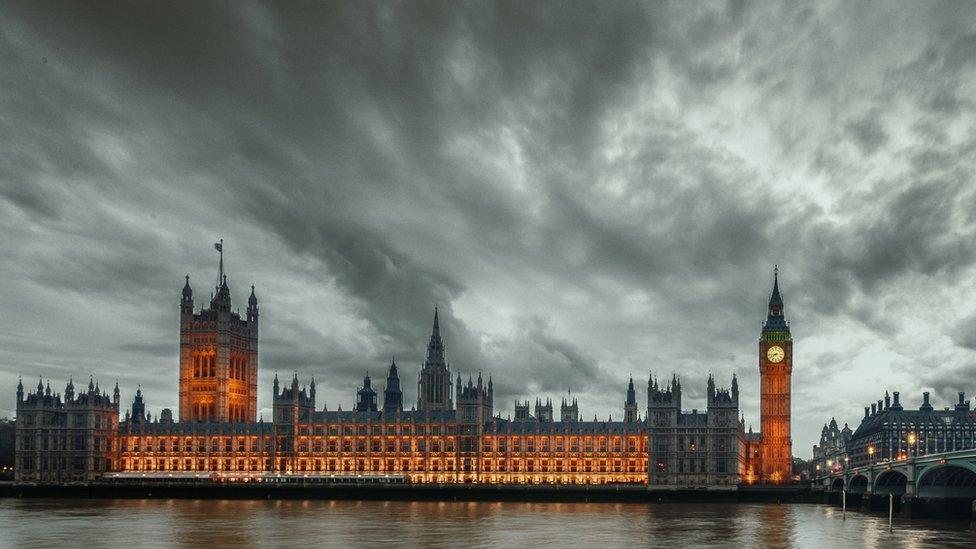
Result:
[13, 248, 795, 487]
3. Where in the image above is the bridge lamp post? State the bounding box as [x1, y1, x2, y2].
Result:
[907, 432, 916, 458]
[868, 445, 875, 463]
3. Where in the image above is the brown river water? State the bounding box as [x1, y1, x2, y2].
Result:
[0, 498, 974, 548]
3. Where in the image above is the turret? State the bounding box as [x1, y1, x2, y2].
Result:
[624, 376, 638, 422]
[956, 391, 970, 412]
[383, 357, 403, 414]
[131, 386, 146, 423]
[16, 377, 23, 402]
[273, 372, 279, 396]
[65, 377, 75, 402]
[560, 391, 579, 422]
[731, 373, 739, 402]
[247, 285, 258, 322]
[355, 372, 377, 412]
[181, 275, 193, 315]
[672, 373, 682, 411]
[920, 391, 933, 411]
[112, 380, 120, 405]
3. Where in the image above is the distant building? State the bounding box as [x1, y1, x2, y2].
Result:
[812, 417, 851, 475]
[848, 390, 976, 467]
[0, 417, 14, 473]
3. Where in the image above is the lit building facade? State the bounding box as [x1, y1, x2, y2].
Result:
[13, 252, 793, 487]
[117, 313, 652, 484]
[742, 268, 794, 484]
[178, 242, 259, 423]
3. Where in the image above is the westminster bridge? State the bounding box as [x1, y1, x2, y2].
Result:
[814, 448, 976, 518]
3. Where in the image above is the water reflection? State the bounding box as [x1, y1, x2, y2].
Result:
[0, 499, 973, 549]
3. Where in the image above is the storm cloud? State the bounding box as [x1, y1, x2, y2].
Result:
[2, 1, 976, 456]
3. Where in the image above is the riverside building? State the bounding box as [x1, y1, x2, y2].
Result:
[14, 248, 793, 487]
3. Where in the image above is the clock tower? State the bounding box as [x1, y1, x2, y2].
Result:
[759, 266, 792, 484]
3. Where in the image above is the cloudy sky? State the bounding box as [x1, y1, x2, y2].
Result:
[3, 2, 976, 456]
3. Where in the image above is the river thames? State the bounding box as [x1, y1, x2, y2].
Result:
[0, 499, 973, 548]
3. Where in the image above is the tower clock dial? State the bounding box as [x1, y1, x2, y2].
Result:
[766, 345, 785, 363]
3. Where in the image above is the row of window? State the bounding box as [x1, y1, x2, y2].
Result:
[123, 457, 648, 475]
[122, 435, 647, 454]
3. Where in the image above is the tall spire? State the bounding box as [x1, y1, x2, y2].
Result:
[425, 306, 445, 365]
[383, 356, 403, 414]
[768, 264, 783, 310]
[432, 305, 440, 339]
[763, 265, 789, 333]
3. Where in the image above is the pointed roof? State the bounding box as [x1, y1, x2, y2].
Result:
[248, 284, 257, 307]
[183, 275, 192, 298]
[762, 266, 790, 334]
[424, 306, 447, 366]
[432, 305, 440, 339]
[769, 265, 783, 308]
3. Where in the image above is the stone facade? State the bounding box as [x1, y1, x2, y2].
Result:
[646, 374, 742, 488]
[812, 417, 851, 475]
[14, 377, 119, 483]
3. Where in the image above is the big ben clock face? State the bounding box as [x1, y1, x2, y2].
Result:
[766, 345, 785, 363]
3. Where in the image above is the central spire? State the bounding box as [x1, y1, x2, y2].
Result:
[432, 305, 440, 339]
[426, 306, 445, 365]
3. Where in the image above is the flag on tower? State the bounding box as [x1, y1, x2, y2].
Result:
[214, 241, 222, 252]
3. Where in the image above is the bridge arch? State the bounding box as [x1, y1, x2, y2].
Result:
[830, 477, 845, 492]
[917, 464, 976, 498]
[873, 470, 907, 495]
[848, 474, 869, 494]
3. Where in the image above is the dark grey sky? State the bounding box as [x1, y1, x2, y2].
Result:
[2, 2, 976, 457]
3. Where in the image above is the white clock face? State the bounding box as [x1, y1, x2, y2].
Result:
[766, 345, 785, 363]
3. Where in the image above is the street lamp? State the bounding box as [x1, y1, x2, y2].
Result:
[868, 445, 875, 463]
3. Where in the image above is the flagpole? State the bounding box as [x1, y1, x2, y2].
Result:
[215, 239, 224, 289]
